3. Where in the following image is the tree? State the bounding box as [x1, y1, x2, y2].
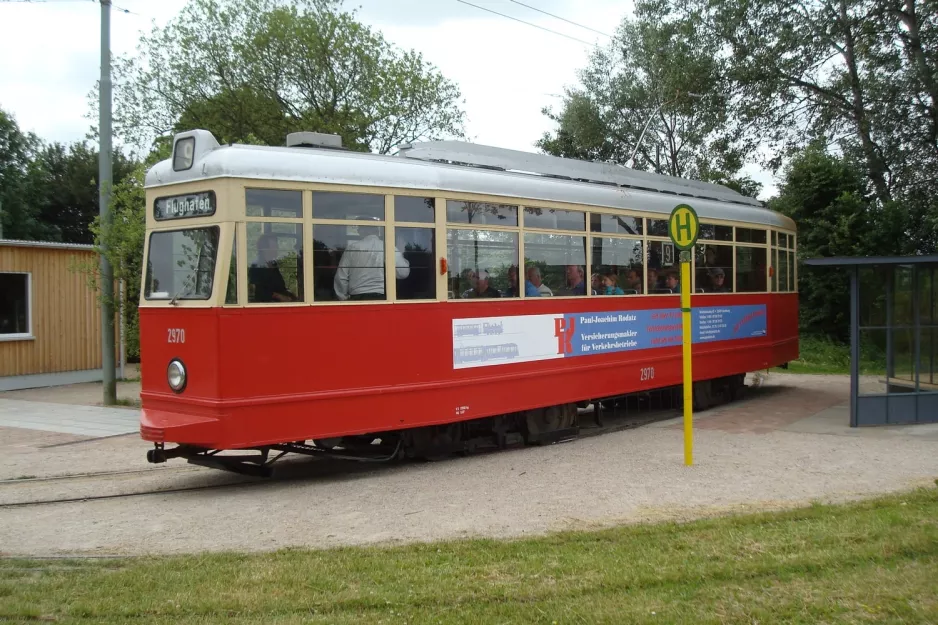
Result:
[0, 108, 54, 240]
[770, 141, 911, 339]
[110, 0, 466, 154]
[32, 142, 136, 244]
[686, 0, 938, 247]
[538, 0, 758, 192]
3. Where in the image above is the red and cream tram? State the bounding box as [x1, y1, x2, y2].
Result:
[140, 130, 798, 474]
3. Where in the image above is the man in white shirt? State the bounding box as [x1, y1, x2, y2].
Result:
[333, 225, 410, 300]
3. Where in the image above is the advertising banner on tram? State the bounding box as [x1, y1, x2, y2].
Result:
[452, 305, 767, 369]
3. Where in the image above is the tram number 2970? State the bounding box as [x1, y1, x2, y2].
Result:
[640, 367, 655, 381]
[167, 328, 186, 344]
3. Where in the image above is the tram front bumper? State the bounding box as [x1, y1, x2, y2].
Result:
[140, 408, 220, 446]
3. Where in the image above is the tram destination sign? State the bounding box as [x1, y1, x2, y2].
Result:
[154, 191, 216, 221]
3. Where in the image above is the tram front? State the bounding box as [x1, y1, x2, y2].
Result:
[139, 131, 233, 453]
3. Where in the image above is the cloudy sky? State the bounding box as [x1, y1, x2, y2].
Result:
[0, 0, 776, 197]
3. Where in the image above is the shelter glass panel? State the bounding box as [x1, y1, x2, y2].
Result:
[313, 191, 385, 221]
[145, 227, 219, 301]
[859, 266, 888, 327]
[891, 326, 916, 385]
[647, 240, 677, 293]
[920, 327, 938, 387]
[735, 246, 767, 293]
[246, 223, 303, 303]
[918, 266, 937, 324]
[394, 196, 434, 224]
[446, 229, 518, 299]
[591, 237, 644, 294]
[858, 328, 888, 395]
[695, 244, 734, 293]
[525, 208, 586, 231]
[396, 226, 436, 300]
[736, 228, 767, 244]
[892, 265, 914, 326]
[698, 223, 733, 241]
[0, 273, 29, 335]
[446, 200, 518, 226]
[312, 223, 391, 302]
[589, 213, 642, 235]
[524, 233, 587, 297]
[246, 189, 303, 218]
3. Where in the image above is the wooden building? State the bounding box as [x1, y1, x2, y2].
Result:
[0, 240, 122, 391]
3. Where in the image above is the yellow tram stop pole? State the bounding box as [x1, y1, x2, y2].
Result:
[668, 204, 700, 466]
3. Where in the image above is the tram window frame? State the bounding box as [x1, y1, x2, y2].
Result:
[589, 213, 642, 235]
[312, 191, 385, 221]
[524, 231, 588, 297]
[446, 227, 520, 299]
[447, 200, 518, 226]
[524, 207, 586, 231]
[591, 235, 644, 295]
[699, 223, 733, 242]
[695, 242, 734, 293]
[245, 221, 305, 304]
[144, 226, 221, 301]
[246, 188, 303, 219]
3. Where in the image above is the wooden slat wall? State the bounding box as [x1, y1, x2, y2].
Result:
[0, 245, 104, 377]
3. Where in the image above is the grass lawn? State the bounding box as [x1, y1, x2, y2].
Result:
[774, 335, 863, 375]
[3, 486, 938, 624]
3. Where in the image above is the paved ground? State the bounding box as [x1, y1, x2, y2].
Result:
[1, 372, 937, 557]
[0, 400, 140, 437]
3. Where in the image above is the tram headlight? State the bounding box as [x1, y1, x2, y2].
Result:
[173, 137, 195, 171]
[167, 359, 187, 393]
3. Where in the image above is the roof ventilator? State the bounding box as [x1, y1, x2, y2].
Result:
[286, 132, 344, 150]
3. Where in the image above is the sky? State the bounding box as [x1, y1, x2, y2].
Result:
[0, 0, 776, 198]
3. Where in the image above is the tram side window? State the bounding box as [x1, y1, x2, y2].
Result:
[225, 230, 238, 304]
[395, 196, 434, 223]
[735, 246, 767, 293]
[590, 213, 642, 236]
[778, 248, 790, 292]
[313, 224, 407, 302]
[696, 244, 734, 293]
[246, 222, 304, 303]
[591, 237, 644, 294]
[447, 200, 518, 226]
[647, 240, 678, 293]
[524, 233, 587, 296]
[246, 189, 303, 218]
[526, 207, 586, 231]
[396, 227, 436, 300]
[313, 191, 385, 220]
[447, 229, 518, 298]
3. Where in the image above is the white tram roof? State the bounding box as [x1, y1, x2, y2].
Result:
[146, 130, 796, 230]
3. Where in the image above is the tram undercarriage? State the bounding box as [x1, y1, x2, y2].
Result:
[145, 374, 749, 477]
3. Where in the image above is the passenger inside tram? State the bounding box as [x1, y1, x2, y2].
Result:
[248, 233, 296, 303]
[601, 270, 625, 295]
[526, 266, 552, 296]
[561, 264, 587, 295]
[624, 268, 643, 294]
[462, 269, 501, 298]
[504, 265, 540, 297]
[663, 270, 680, 293]
[707, 267, 729, 292]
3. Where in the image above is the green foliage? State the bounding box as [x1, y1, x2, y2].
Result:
[84, 162, 147, 360]
[110, 0, 466, 155]
[538, 0, 757, 191]
[0, 109, 54, 240]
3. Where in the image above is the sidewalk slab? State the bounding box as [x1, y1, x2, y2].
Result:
[0, 399, 139, 437]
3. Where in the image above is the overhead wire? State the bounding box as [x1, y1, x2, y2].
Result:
[454, 0, 595, 46]
[507, 0, 613, 39]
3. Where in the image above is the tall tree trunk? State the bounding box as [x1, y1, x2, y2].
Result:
[838, 0, 894, 204]
[894, 0, 938, 151]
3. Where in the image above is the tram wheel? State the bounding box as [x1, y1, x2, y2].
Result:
[407, 423, 463, 461]
[524, 403, 577, 444]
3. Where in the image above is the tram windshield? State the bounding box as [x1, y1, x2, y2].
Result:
[145, 227, 220, 300]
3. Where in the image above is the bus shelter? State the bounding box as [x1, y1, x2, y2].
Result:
[805, 256, 938, 426]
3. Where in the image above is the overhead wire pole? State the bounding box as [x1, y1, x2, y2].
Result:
[99, 0, 116, 405]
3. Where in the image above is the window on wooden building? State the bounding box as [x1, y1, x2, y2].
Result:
[0, 273, 31, 339]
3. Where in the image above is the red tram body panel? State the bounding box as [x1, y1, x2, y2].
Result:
[140, 293, 798, 449]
